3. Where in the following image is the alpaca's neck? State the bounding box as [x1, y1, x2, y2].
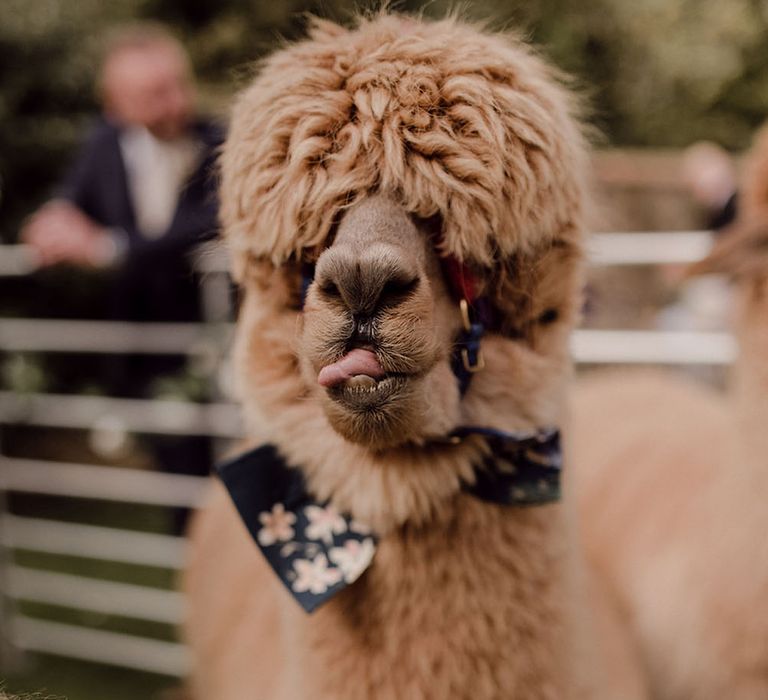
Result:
[300, 494, 566, 699]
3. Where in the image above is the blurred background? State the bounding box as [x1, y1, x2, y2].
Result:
[1, 0, 765, 697]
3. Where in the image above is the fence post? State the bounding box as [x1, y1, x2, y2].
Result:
[0, 435, 24, 673]
[198, 258, 235, 462]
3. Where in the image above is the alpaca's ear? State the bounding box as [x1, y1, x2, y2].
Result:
[688, 219, 768, 280]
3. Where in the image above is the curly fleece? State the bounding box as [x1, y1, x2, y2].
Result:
[220, 14, 587, 272]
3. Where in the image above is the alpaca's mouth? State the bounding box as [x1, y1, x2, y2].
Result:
[317, 348, 386, 389]
[318, 347, 411, 410]
[329, 374, 409, 410]
[317, 346, 411, 412]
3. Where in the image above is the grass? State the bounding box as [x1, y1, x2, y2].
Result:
[2, 654, 177, 700]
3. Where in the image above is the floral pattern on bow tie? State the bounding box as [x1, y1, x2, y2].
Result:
[291, 554, 343, 594]
[257, 503, 296, 545]
[304, 504, 347, 544]
[330, 538, 377, 583]
[254, 501, 376, 603]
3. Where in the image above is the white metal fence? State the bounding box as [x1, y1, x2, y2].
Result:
[0, 231, 728, 678]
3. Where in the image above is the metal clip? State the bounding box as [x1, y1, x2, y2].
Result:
[461, 346, 485, 373]
[459, 298, 472, 332]
[458, 298, 485, 373]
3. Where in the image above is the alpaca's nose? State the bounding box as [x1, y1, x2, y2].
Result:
[314, 248, 419, 319]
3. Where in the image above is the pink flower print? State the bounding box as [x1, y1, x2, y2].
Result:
[304, 505, 347, 544]
[291, 554, 343, 595]
[329, 538, 376, 584]
[257, 503, 296, 546]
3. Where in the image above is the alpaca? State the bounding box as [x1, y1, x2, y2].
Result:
[184, 14, 590, 699]
[567, 130, 768, 699]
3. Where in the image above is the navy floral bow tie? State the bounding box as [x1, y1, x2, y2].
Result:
[217, 427, 561, 613]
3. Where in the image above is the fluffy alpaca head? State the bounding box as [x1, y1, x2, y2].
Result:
[222, 13, 587, 511]
[221, 14, 587, 271]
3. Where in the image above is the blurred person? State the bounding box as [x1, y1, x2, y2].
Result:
[21, 24, 224, 531]
[22, 23, 221, 325]
[681, 140, 738, 232]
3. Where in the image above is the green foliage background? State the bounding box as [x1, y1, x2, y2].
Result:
[2, 0, 768, 241]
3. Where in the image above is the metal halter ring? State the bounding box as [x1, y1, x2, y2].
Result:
[458, 299, 485, 373]
[459, 298, 473, 332]
[461, 346, 486, 373]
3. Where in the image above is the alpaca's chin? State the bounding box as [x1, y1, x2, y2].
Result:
[326, 374, 409, 410]
[320, 370, 459, 450]
[317, 378, 416, 449]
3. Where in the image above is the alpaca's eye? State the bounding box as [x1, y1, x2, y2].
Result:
[537, 308, 559, 325]
[320, 281, 341, 298]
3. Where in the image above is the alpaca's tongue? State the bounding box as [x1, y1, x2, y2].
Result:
[318, 349, 385, 388]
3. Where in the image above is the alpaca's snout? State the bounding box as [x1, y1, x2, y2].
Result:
[300, 195, 457, 447]
[314, 246, 421, 320]
[313, 193, 430, 322]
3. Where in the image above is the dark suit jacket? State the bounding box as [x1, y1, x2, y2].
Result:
[58, 117, 223, 322]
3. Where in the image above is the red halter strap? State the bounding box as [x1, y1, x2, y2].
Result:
[439, 254, 487, 391]
[441, 254, 480, 305]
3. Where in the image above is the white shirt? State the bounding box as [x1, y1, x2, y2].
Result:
[119, 127, 200, 239]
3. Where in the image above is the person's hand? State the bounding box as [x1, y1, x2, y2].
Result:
[21, 200, 117, 267]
